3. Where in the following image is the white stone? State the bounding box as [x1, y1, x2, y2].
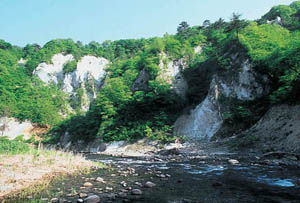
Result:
[228, 159, 239, 165]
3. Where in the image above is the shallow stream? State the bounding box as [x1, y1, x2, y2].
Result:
[10, 152, 300, 203]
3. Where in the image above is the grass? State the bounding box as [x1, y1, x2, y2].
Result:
[0, 137, 100, 201]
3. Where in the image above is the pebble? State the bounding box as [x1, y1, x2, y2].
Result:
[83, 182, 93, 187]
[121, 189, 129, 193]
[79, 193, 88, 198]
[135, 182, 143, 187]
[96, 177, 105, 183]
[131, 189, 143, 195]
[120, 181, 127, 187]
[145, 181, 156, 188]
[106, 186, 113, 191]
[118, 192, 127, 198]
[228, 159, 239, 165]
[77, 199, 84, 203]
[84, 195, 101, 203]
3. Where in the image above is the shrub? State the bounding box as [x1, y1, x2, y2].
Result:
[0, 136, 30, 154]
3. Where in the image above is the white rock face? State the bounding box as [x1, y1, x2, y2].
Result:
[0, 117, 34, 139]
[175, 82, 223, 141]
[34, 54, 74, 84]
[217, 60, 266, 100]
[76, 56, 107, 86]
[175, 59, 269, 141]
[158, 54, 188, 98]
[33, 54, 109, 111]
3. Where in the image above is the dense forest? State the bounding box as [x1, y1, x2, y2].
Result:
[1, 1, 300, 143]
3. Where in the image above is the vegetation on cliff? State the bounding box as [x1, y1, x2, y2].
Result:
[1, 1, 300, 142]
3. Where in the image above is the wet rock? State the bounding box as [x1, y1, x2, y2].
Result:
[131, 189, 143, 195]
[41, 198, 49, 201]
[156, 174, 166, 178]
[84, 195, 100, 203]
[120, 189, 129, 193]
[77, 199, 84, 203]
[83, 182, 93, 187]
[135, 182, 143, 187]
[96, 177, 105, 183]
[120, 181, 127, 187]
[105, 187, 113, 191]
[228, 159, 239, 165]
[79, 193, 88, 198]
[103, 193, 116, 199]
[118, 192, 127, 198]
[145, 181, 156, 188]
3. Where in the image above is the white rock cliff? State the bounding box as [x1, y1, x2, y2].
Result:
[175, 58, 269, 141]
[33, 54, 109, 111]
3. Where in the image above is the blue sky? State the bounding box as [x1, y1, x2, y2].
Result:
[0, 0, 295, 47]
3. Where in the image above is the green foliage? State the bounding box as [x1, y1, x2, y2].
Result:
[0, 136, 30, 154]
[240, 22, 290, 61]
[240, 20, 300, 103]
[260, 1, 300, 30]
[0, 45, 68, 125]
[6, 1, 300, 144]
[63, 60, 77, 74]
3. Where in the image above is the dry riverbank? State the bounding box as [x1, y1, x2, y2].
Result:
[0, 149, 99, 201]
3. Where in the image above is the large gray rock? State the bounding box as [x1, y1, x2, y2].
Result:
[131, 68, 150, 92]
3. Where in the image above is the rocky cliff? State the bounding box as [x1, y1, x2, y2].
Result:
[175, 53, 270, 141]
[33, 54, 109, 112]
[236, 105, 300, 153]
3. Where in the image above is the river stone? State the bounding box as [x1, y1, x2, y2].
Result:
[77, 199, 84, 203]
[84, 195, 101, 203]
[51, 198, 59, 203]
[144, 181, 156, 188]
[118, 192, 127, 198]
[83, 182, 93, 187]
[228, 159, 239, 165]
[131, 189, 143, 195]
[135, 182, 143, 187]
[96, 177, 105, 182]
[79, 193, 88, 198]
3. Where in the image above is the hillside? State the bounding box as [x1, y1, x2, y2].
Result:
[1, 1, 300, 153]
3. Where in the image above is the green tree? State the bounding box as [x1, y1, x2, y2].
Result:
[177, 21, 191, 39]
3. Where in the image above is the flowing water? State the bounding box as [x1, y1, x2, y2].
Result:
[9, 149, 300, 203]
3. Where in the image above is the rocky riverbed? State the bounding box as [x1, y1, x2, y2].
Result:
[5, 143, 300, 203]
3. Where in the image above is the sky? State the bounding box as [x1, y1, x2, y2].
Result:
[0, 0, 295, 47]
